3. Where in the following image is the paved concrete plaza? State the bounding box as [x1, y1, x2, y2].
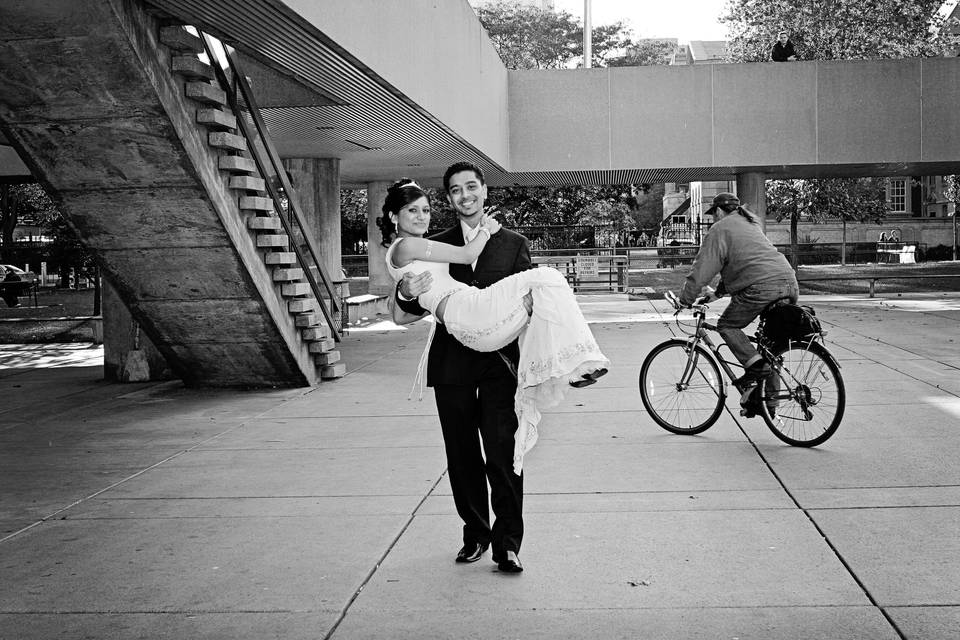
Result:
[1, 292, 959, 639]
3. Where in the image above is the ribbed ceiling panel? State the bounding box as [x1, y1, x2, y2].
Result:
[146, 0, 502, 183]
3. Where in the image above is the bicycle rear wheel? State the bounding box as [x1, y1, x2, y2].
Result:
[639, 339, 725, 435]
[758, 342, 845, 446]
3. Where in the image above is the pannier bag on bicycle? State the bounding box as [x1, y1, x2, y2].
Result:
[760, 300, 822, 345]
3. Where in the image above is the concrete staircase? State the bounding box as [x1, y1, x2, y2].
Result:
[159, 25, 344, 378]
[0, 0, 343, 386]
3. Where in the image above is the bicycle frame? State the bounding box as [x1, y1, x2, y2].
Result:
[673, 302, 826, 401]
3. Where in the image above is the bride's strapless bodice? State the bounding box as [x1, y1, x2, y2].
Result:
[385, 238, 469, 316]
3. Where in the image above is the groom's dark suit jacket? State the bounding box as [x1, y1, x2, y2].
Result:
[397, 224, 532, 386]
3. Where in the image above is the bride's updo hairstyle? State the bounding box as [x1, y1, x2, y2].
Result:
[377, 178, 428, 247]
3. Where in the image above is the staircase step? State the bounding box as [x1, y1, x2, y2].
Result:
[185, 81, 226, 106]
[209, 132, 247, 152]
[320, 362, 346, 379]
[197, 108, 237, 130]
[281, 283, 312, 297]
[247, 216, 281, 231]
[219, 155, 257, 173]
[314, 350, 340, 366]
[300, 326, 331, 340]
[230, 175, 265, 191]
[295, 312, 319, 327]
[308, 338, 336, 353]
[172, 55, 214, 80]
[256, 234, 289, 248]
[288, 298, 318, 313]
[264, 252, 297, 265]
[239, 195, 273, 212]
[273, 268, 304, 282]
[159, 26, 204, 53]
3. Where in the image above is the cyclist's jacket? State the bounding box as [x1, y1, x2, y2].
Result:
[680, 210, 796, 305]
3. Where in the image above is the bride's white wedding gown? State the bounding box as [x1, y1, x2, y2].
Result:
[387, 238, 609, 473]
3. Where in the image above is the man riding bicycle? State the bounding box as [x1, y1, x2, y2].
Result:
[678, 193, 798, 414]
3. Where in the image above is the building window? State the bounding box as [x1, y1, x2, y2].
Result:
[888, 179, 906, 214]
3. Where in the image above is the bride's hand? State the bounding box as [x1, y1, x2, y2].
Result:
[481, 215, 501, 235]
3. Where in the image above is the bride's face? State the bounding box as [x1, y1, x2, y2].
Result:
[395, 196, 431, 237]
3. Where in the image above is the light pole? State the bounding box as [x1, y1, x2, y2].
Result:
[583, 0, 592, 68]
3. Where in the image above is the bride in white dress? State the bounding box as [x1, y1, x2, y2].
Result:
[381, 180, 609, 473]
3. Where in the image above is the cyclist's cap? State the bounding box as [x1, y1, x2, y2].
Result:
[712, 193, 740, 207]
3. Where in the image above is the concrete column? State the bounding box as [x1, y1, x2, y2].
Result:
[281, 158, 342, 285]
[366, 180, 392, 295]
[101, 279, 172, 382]
[736, 172, 767, 232]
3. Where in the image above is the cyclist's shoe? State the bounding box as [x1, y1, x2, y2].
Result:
[739, 386, 762, 417]
[733, 362, 772, 390]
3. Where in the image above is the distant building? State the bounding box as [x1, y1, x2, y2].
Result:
[670, 40, 727, 65]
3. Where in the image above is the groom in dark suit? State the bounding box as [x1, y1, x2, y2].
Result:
[394, 161, 531, 573]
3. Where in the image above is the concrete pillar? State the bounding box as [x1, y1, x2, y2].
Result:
[101, 279, 172, 382]
[736, 172, 767, 232]
[366, 180, 392, 295]
[281, 158, 342, 285]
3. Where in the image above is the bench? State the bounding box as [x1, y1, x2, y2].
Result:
[876, 242, 916, 264]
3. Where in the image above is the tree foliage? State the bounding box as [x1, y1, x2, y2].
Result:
[721, 0, 958, 63]
[475, 1, 638, 69]
[767, 177, 888, 266]
[607, 39, 677, 67]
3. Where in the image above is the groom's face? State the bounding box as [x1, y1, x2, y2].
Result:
[446, 170, 487, 222]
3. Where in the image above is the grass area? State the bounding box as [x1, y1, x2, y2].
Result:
[0, 287, 97, 319]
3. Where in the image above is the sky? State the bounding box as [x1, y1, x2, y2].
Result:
[552, 0, 730, 43]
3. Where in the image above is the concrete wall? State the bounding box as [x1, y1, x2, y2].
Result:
[508, 57, 960, 177]
[283, 0, 510, 168]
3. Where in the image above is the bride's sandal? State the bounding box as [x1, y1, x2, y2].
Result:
[568, 368, 608, 388]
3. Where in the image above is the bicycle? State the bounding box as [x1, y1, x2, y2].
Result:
[638, 292, 845, 446]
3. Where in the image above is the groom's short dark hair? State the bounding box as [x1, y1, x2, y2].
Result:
[443, 161, 485, 193]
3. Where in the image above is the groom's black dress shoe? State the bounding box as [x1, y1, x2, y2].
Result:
[497, 550, 523, 573]
[455, 542, 489, 563]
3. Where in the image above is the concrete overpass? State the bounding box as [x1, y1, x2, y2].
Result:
[2, 0, 959, 386]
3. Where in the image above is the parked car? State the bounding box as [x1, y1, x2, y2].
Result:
[1, 265, 37, 307]
[1, 264, 37, 284]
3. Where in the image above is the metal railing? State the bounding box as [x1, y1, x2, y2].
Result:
[200, 33, 341, 341]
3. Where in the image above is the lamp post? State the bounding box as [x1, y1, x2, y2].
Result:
[583, 0, 592, 68]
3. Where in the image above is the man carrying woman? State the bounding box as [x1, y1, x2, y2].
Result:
[388, 162, 608, 573]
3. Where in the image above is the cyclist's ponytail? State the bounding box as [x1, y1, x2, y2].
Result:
[737, 207, 758, 224]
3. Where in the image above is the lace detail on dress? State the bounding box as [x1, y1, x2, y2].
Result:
[518, 339, 603, 385]
[453, 303, 527, 348]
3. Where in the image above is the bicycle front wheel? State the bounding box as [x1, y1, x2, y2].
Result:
[759, 342, 845, 446]
[639, 339, 725, 435]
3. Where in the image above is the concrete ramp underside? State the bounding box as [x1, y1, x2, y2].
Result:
[0, 0, 316, 386]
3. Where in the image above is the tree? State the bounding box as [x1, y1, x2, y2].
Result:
[766, 178, 888, 267]
[474, 2, 582, 69]
[607, 39, 677, 67]
[474, 1, 637, 69]
[721, 0, 957, 63]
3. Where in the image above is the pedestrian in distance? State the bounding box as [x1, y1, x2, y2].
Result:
[772, 30, 798, 61]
